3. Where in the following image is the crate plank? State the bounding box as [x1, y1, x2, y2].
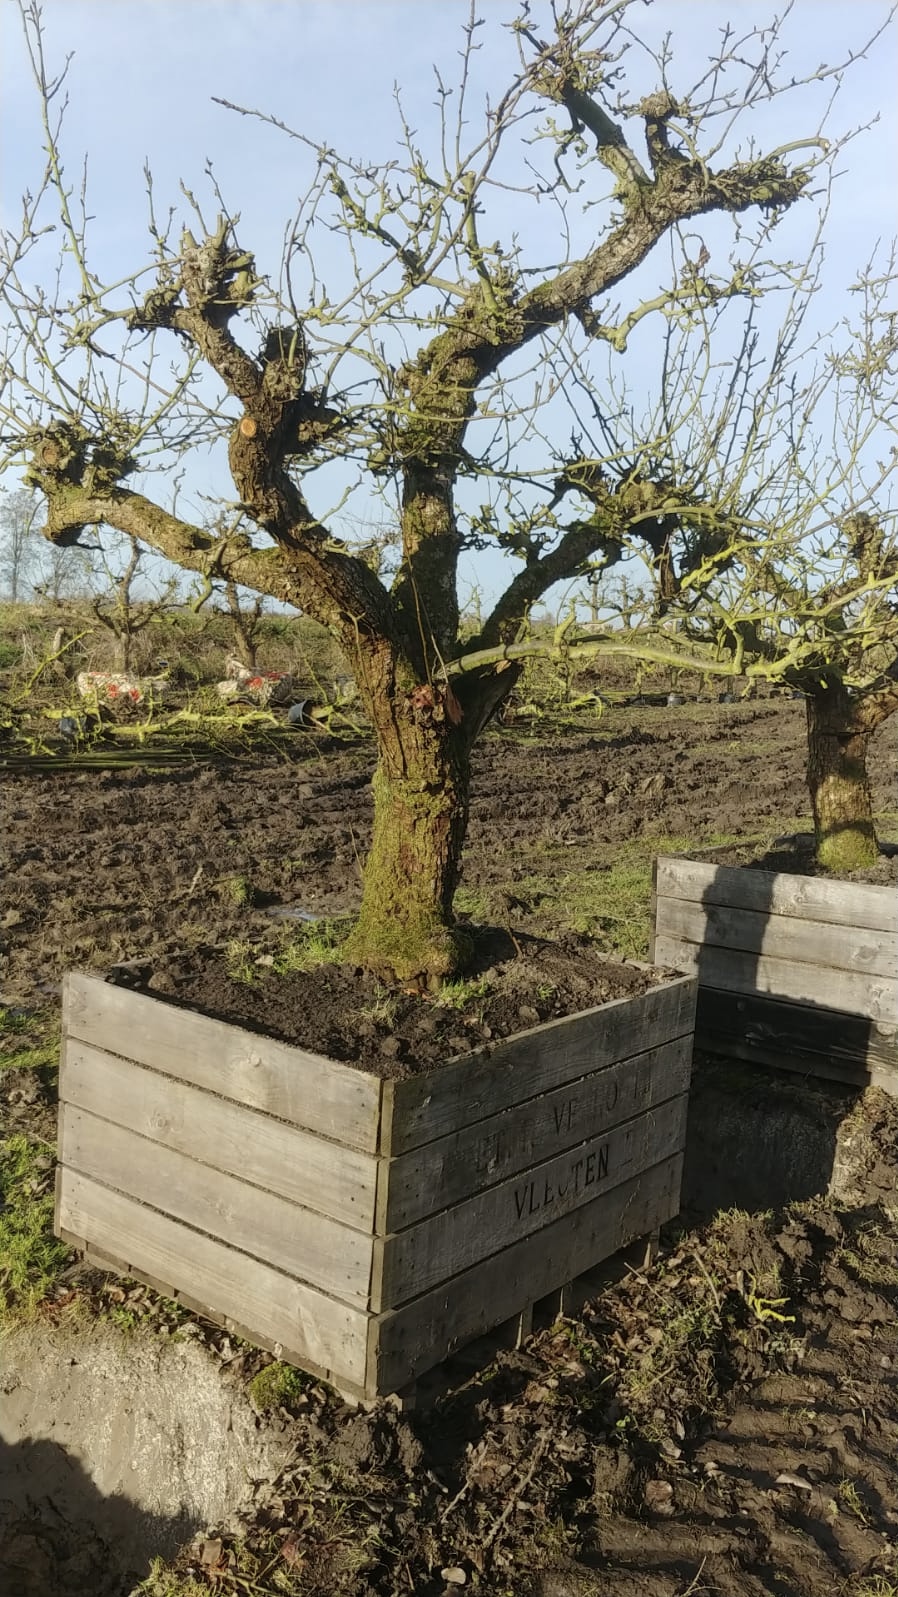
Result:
[59, 1106, 373, 1305]
[373, 1096, 688, 1309]
[385, 976, 696, 1156]
[61, 1039, 378, 1232]
[654, 856, 897, 933]
[56, 1230, 371, 1403]
[655, 896, 897, 979]
[653, 936, 897, 1025]
[697, 989, 898, 1093]
[63, 972, 382, 1153]
[371, 1154, 683, 1391]
[382, 1034, 692, 1230]
[56, 1168, 370, 1385]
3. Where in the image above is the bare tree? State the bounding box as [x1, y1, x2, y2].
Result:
[89, 533, 179, 672]
[1, 1, 882, 977]
[555, 249, 898, 869]
[0, 487, 43, 600]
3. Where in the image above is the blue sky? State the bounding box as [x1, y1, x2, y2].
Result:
[1, 0, 896, 610]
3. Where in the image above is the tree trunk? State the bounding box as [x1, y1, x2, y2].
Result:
[805, 682, 878, 871]
[344, 680, 472, 986]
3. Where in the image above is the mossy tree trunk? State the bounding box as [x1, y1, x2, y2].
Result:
[346, 699, 471, 985]
[805, 680, 878, 871]
[342, 641, 512, 983]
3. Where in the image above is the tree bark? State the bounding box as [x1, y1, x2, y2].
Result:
[805, 681, 878, 871]
[344, 672, 472, 985]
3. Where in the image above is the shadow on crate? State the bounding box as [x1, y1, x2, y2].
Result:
[680, 1051, 848, 1217]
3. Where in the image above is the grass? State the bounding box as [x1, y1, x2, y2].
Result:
[504, 829, 765, 962]
[0, 1005, 59, 1077]
[246, 1360, 311, 1413]
[272, 918, 347, 974]
[0, 1132, 69, 1327]
[437, 974, 493, 1010]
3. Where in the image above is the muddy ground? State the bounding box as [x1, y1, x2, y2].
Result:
[1, 698, 897, 1597]
[3, 698, 895, 1009]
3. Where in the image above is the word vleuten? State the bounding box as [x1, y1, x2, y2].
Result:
[513, 1139, 610, 1223]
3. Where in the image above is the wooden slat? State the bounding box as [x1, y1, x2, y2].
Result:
[56, 1168, 370, 1386]
[382, 1034, 692, 1230]
[654, 856, 897, 933]
[372, 1096, 688, 1309]
[56, 1231, 372, 1405]
[59, 1106, 373, 1305]
[696, 989, 898, 1095]
[655, 895, 897, 980]
[370, 1154, 683, 1392]
[61, 1039, 378, 1233]
[63, 972, 382, 1153]
[653, 936, 897, 1025]
[384, 976, 696, 1156]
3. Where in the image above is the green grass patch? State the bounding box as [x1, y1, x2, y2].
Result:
[0, 1006, 60, 1079]
[272, 918, 348, 975]
[246, 1360, 310, 1413]
[0, 1133, 69, 1326]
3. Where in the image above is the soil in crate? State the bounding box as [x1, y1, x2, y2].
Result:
[692, 833, 898, 886]
[108, 927, 673, 1077]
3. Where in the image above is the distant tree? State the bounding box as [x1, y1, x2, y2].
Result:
[89, 533, 180, 672]
[217, 578, 266, 671]
[0, 488, 42, 600]
[2, 1, 886, 977]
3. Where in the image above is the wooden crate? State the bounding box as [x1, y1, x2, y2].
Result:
[54, 968, 696, 1402]
[652, 856, 898, 1094]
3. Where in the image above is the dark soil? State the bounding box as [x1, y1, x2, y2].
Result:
[110, 931, 667, 1077]
[2, 698, 897, 1597]
[693, 834, 898, 887]
[2, 699, 895, 1010]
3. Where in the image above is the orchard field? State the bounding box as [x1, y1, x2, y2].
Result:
[2, 627, 898, 1597]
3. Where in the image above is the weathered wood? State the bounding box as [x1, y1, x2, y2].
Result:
[536, 1229, 660, 1324]
[697, 988, 898, 1093]
[655, 895, 897, 980]
[654, 856, 897, 933]
[57, 1169, 370, 1386]
[383, 976, 696, 1156]
[372, 1097, 688, 1309]
[653, 935, 897, 1025]
[57, 965, 696, 1398]
[61, 1038, 379, 1232]
[63, 972, 382, 1153]
[369, 1154, 683, 1392]
[56, 1230, 371, 1405]
[59, 1106, 374, 1305]
[381, 1034, 692, 1230]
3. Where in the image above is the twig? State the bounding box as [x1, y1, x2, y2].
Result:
[677, 1558, 707, 1596]
[483, 1432, 551, 1550]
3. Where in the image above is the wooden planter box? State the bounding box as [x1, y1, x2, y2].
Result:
[54, 968, 696, 1403]
[652, 856, 898, 1095]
